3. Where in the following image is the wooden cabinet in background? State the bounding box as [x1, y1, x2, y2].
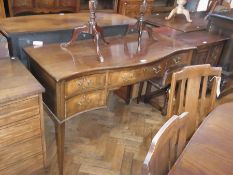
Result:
[7, 0, 118, 16]
[118, 0, 154, 18]
[0, 57, 46, 175]
[0, 0, 6, 18]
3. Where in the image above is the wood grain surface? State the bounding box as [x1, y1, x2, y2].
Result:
[168, 102, 233, 175]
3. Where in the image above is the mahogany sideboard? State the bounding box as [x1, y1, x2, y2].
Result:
[0, 57, 46, 174]
[0, 13, 136, 66]
[24, 34, 194, 175]
[7, 0, 118, 16]
[168, 102, 233, 175]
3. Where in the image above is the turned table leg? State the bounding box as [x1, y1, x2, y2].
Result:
[55, 122, 65, 175]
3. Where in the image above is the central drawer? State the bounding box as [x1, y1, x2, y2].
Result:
[65, 73, 106, 98]
[65, 90, 107, 118]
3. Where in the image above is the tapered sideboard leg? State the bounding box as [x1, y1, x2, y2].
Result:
[55, 122, 65, 175]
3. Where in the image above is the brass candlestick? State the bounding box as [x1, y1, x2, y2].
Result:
[62, 0, 108, 63]
[125, 0, 153, 52]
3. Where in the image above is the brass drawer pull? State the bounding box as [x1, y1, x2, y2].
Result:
[153, 66, 161, 74]
[77, 95, 90, 106]
[121, 73, 134, 83]
[173, 56, 181, 64]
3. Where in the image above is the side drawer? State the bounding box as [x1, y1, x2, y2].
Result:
[65, 73, 106, 97]
[0, 95, 39, 127]
[65, 90, 107, 118]
[166, 52, 191, 68]
[0, 116, 41, 148]
[143, 61, 166, 80]
[108, 68, 145, 88]
[0, 136, 43, 170]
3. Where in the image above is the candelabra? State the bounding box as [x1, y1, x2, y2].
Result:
[125, 0, 153, 52]
[62, 0, 108, 63]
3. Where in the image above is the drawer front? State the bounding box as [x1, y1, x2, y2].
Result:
[166, 52, 190, 68]
[108, 68, 144, 88]
[143, 61, 166, 80]
[206, 44, 224, 66]
[65, 90, 107, 118]
[0, 154, 44, 175]
[192, 50, 209, 65]
[0, 136, 43, 170]
[0, 95, 39, 127]
[0, 116, 41, 148]
[65, 73, 106, 97]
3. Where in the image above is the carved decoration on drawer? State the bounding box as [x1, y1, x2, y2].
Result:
[65, 90, 107, 118]
[65, 74, 106, 97]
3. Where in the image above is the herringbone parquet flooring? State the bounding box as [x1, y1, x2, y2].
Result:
[38, 94, 165, 175]
[36, 92, 233, 175]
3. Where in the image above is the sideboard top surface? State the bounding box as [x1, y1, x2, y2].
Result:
[0, 57, 44, 104]
[145, 11, 208, 32]
[0, 13, 136, 35]
[24, 34, 195, 82]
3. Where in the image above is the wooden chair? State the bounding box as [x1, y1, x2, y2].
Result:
[138, 64, 186, 116]
[166, 64, 222, 138]
[142, 112, 189, 175]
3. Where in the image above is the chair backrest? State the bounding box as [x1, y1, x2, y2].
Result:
[142, 112, 189, 175]
[166, 64, 221, 138]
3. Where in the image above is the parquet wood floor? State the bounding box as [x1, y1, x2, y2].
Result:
[35, 92, 233, 175]
[37, 94, 165, 175]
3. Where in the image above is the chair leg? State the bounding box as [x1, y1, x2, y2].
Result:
[161, 87, 169, 116]
[137, 82, 144, 104]
[144, 81, 152, 103]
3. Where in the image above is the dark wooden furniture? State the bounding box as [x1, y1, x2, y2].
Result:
[118, 0, 154, 18]
[174, 31, 228, 65]
[145, 11, 208, 32]
[142, 112, 189, 175]
[0, 13, 136, 65]
[168, 102, 233, 175]
[152, 0, 176, 13]
[167, 64, 222, 138]
[7, 0, 118, 16]
[0, 0, 5, 18]
[0, 57, 46, 174]
[24, 33, 194, 175]
[208, 10, 233, 76]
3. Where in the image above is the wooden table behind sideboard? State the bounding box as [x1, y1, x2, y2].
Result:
[168, 102, 233, 175]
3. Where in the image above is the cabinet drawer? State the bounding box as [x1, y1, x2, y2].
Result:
[0, 95, 39, 127]
[65, 90, 107, 118]
[166, 52, 190, 68]
[0, 136, 43, 170]
[0, 154, 44, 175]
[143, 61, 166, 80]
[108, 68, 144, 88]
[0, 116, 41, 148]
[65, 73, 106, 97]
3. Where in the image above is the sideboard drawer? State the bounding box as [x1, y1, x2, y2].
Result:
[0, 95, 39, 127]
[0, 116, 41, 148]
[65, 73, 106, 98]
[108, 68, 144, 88]
[166, 52, 190, 68]
[0, 136, 43, 170]
[65, 90, 107, 118]
[143, 61, 166, 80]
